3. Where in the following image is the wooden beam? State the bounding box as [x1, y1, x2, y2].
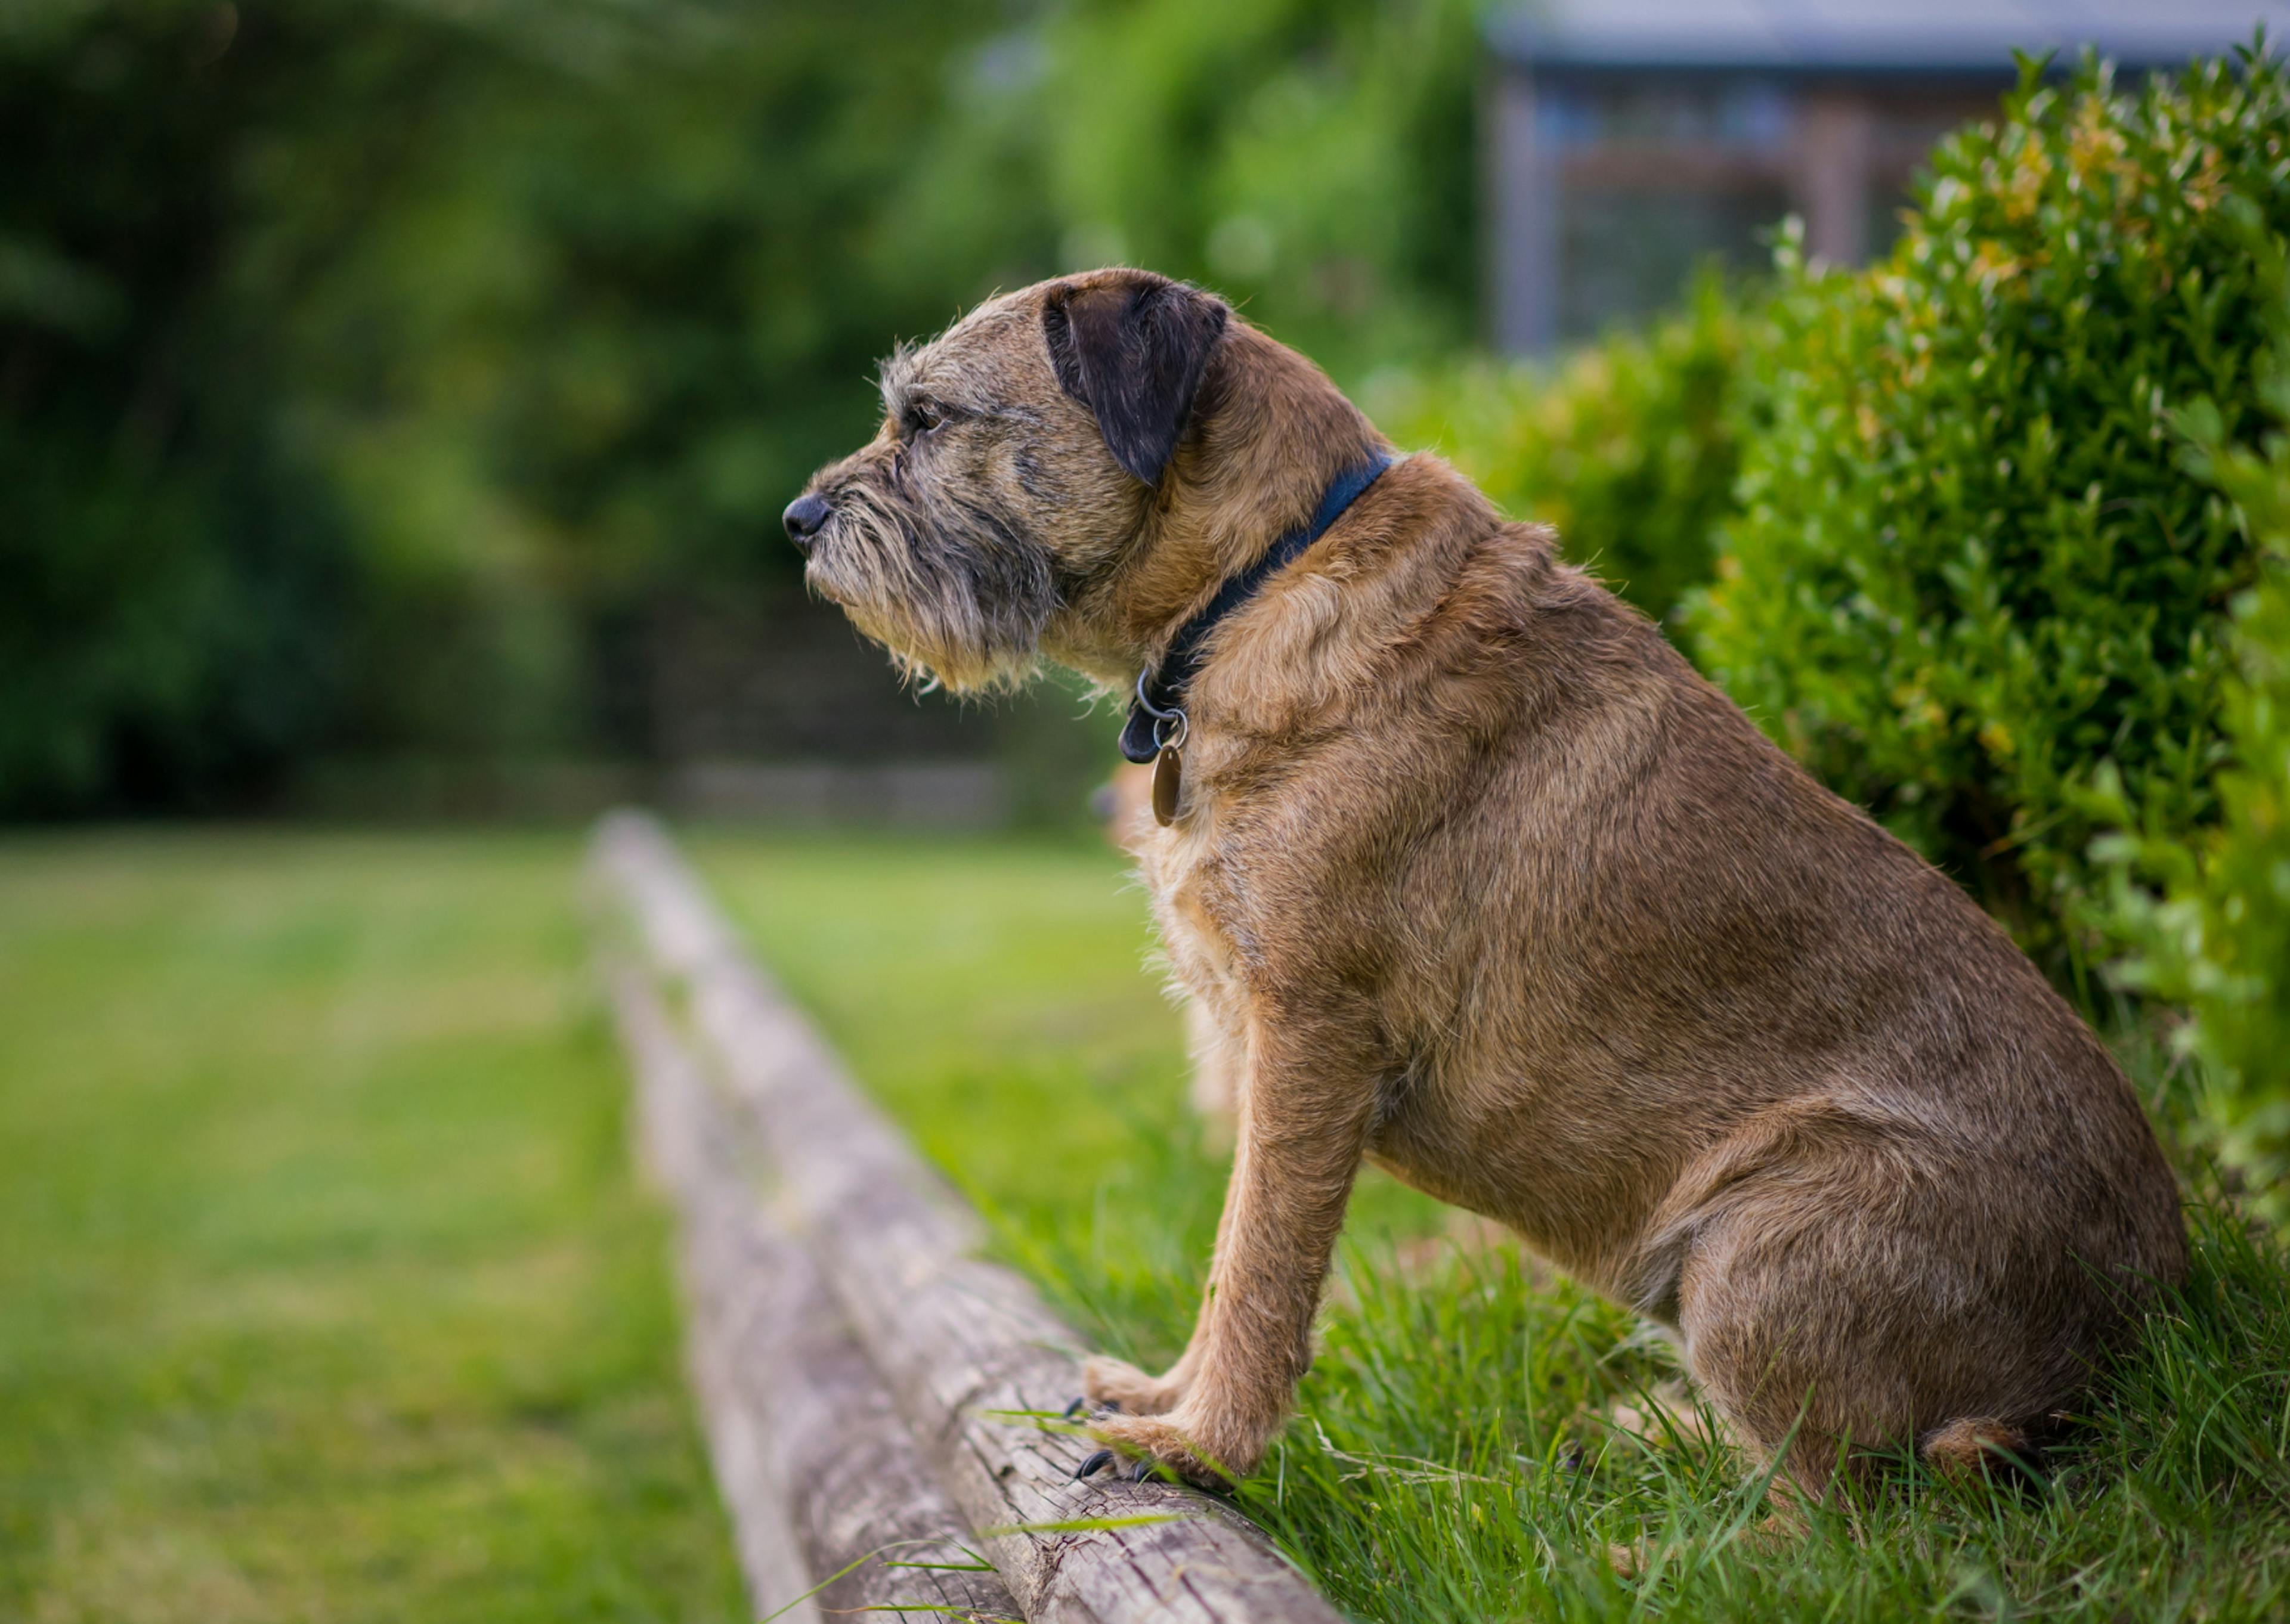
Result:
[611, 954, 1023, 1623]
[593, 813, 1347, 1624]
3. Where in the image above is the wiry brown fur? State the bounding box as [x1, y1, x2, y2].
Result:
[794, 269, 2188, 1495]
[1097, 760, 1240, 1145]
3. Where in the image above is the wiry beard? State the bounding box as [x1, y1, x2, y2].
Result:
[804, 473, 1059, 694]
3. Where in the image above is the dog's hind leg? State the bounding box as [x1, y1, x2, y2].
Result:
[1667, 1135, 2065, 1499]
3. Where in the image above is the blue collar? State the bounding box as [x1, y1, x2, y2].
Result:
[1118, 451, 1395, 765]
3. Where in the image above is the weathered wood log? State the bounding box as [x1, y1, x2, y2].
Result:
[593, 811, 1347, 1624]
[611, 953, 1023, 1623]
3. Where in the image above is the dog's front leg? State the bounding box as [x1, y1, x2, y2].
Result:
[1082, 1015, 1374, 1487]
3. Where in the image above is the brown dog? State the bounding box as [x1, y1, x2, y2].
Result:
[784, 268, 2186, 1494]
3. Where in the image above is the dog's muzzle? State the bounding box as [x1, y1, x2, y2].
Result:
[783, 492, 831, 552]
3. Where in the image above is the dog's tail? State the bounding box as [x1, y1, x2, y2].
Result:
[1918, 1417, 2032, 1478]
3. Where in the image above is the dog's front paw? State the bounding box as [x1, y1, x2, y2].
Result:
[1081, 1410, 1245, 1490]
[1081, 1355, 1185, 1417]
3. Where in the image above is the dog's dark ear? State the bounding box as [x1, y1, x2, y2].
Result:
[1042, 273, 1228, 485]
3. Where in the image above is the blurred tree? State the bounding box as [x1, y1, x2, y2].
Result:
[0, 0, 1490, 816]
[999, 0, 1485, 379]
[1, 1, 357, 813]
[0, 0, 1029, 813]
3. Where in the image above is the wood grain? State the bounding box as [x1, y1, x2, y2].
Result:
[593, 811, 1346, 1624]
[611, 953, 1022, 1622]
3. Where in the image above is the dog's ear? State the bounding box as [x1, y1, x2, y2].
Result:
[1042, 272, 1228, 485]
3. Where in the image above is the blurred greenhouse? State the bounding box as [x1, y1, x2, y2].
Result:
[1484, 1, 2290, 348]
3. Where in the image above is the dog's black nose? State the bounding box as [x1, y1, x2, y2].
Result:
[783, 492, 831, 550]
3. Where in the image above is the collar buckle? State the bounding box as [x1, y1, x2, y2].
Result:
[1116, 450, 1395, 768]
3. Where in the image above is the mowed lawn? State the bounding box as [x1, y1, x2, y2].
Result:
[8, 827, 2290, 1624]
[698, 830, 2290, 1624]
[691, 830, 1455, 1330]
[0, 833, 741, 1624]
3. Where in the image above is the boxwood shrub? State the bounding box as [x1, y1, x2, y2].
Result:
[1686, 50, 2290, 973]
[2098, 338, 2290, 1222]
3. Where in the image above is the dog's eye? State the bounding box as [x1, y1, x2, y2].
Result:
[905, 399, 948, 438]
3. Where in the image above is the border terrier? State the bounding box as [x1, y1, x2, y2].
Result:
[784, 268, 2186, 1495]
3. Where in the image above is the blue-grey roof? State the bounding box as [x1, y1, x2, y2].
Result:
[1488, 0, 2290, 76]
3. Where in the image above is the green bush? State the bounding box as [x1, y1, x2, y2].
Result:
[1372, 275, 1747, 625]
[2097, 338, 2290, 1224]
[956, 0, 1484, 380]
[1687, 51, 2290, 971]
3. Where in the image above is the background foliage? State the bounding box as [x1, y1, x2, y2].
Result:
[1025, 0, 1482, 377]
[2099, 312, 2290, 1221]
[1, 0, 1029, 813]
[1685, 54, 2290, 973]
[0, 0, 1484, 817]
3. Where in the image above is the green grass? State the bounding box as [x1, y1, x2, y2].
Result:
[700, 830, 2290, 1624]
[0, 832, 742, 1624]
[8, 826, 2285, 1624]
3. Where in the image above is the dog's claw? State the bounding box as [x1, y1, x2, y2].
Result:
[1128, 1456, 1156, 1483]
[1063, 1397, 1088, 1420]
[1073, 1448, 1115, 1480]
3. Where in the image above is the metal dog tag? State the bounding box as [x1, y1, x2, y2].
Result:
[1152, 745, 1182, 826]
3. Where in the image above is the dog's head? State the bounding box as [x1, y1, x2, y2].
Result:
[785, 269, 1230, 692]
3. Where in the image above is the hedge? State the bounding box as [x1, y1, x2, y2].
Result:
[2097, 321, 2290, 1220]
[1685, 50, 2290, 974]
